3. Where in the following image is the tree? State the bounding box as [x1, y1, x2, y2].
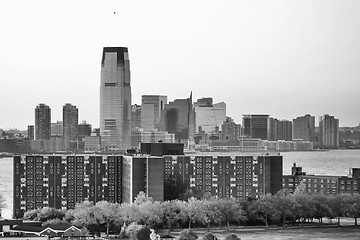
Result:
[23, 207, 65, 222]
[309, 194, 332, 224]
[198, 198, 222, 231]
[161, 200, 181, 233]
[138, 200, 163, 228]
[293, 193, 314, 227]
[272, 191, 298, 228]
[23, 209, 41, 220]
[42, 218, 70, 226]
[134, 191, 154, 205]
[0, 194, 6, 218]
[248, 194, 274, 229]
[178, 197, 202, 228]
[328, 194, 349, 226]
[71, 201, 100, 234]
[293, 180, 307, 195]
[37, 207, 65, 222]
[93, 201, 119, 236]
[347, 194, 360, 226]
[218, 197, 244, 230]
[118, 202, 140, 225]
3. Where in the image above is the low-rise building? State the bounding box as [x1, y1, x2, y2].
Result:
[283, 163, 360, 194]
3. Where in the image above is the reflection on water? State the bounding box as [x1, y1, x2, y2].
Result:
[0, 149, 359, 219]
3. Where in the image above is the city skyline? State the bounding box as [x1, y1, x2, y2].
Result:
[2, 1, 360, 129]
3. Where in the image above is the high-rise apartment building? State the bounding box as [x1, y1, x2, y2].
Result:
[35, 104, 51, 140]
[242, 114, 269, 140]
[13, 155, 123, 218]
[292, 114, 315, 142]
[100, 47, 131, 151]
[268, 118, 292, 141]
[277, 120, 293, 141]
[63, 104, 78, 141]
[27, 125, 34, 140]
[13, 154, 164, 218]
[164, 155, 282, 200]
[194, 98, 226, 133]
[14, 153, 282, 218]
[141, 95, 167, 130]
[319, 114, 339, 148]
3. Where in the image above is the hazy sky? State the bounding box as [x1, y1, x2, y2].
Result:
[1, 0, 360, 129]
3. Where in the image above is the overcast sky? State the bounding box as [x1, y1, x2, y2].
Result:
[1, 0, 360, 130]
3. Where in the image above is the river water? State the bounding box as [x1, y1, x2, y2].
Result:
[0, 149, 359, 219]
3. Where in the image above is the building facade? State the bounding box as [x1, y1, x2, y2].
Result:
[27, 125, 34, 140]
[160, 93, 195, 148]
[141, 95, 167, 130]
[164, 155, 282, 201]
[131, 128, 175, 149]
[51, 121, 63, 139]
[267, 118, 292, 141]
[194, 98, 226, 133]
[131, 104, 141, 129]
[221, 117, 241, 141]
[277, 120, 292, 141]
[283, 163, 360, 195]
[242, 115, 269, 140]
[35, 104, 51, 140]
[14, 155, 123, 218]
[78, 121, 92, 140]
[100, 47, 131, 151]
[292, 114, 315, 142]
[63, 104, 78, 141]
[319, 114, 339, 148]
[14, 153, 283, 218]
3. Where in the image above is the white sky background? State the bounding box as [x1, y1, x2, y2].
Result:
[1, 0, 360, 129]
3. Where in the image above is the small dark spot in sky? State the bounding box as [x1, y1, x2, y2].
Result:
[114, 12, 116, 14]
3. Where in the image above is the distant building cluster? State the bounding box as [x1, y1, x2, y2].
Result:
[0, 46, 341, 153]
[0, 45, 347, 154]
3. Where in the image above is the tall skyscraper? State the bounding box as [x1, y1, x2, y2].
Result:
[63, 103, 78, 140]
[35, 104, 51, 140]
[319, 114, 339, 148]
[293, 114, 315, 142]
[141, 95, 167, 130]
[100, 47, 131, 151]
